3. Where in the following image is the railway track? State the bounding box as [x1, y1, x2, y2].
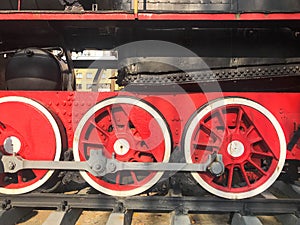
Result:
[0, 181, 298, 225]
[16, 211, 282, 225]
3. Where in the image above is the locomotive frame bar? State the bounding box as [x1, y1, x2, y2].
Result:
[0, 192, 299, 215]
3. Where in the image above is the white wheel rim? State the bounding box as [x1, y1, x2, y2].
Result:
[184, 97, 286, 199]
[0, 96, 61, 194]
[73, 96, 171, 197]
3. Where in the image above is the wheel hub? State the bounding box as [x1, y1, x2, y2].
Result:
[4, 136, 21, 154]
[227, 140, 244, 158]
[113, 139, 130, 156]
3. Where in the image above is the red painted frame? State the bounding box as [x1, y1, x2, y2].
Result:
[0, 91, 298, 160]
[0, 91, 298, 196]
[0, 12, 300, 21]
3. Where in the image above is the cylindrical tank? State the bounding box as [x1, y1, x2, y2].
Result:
[5, 48, 62, 90]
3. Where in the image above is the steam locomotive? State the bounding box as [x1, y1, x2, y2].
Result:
[0, 0, 299, 200]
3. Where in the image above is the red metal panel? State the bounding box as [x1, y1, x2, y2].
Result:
[0, 91, 298, 196]
[0, 91, 298, 160]
[0, 12, 300, 21]
[138, 12, 300, 21]
[0, 12, 135, 20]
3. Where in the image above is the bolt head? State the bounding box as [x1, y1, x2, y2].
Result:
[8, 161, 16, 170]
[108, 163, 116, 173]
[93, 164, 103, 172]
[209, 162, 224, 176]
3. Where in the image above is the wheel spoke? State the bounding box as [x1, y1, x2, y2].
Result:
[216, 108, 225, 127]
[235, 108, 244, 132]
[81, 140, 104, 147]
[247, 159, 267, 176]
[249, 136, 263, 145]
[128, 120, 144, 139]
[132, 140, 154, 154]
[247, 125, 278, 159]
[245, 125, 255, 137]
[89, 121, 109, 137]
[192, 140, 218, 151]
[17, 171, 23, 184]
[251, 149, 275, 159]
[117, 105, 132, 132]
[126, 109, 151, 140]
[107, 106, 120, 132]
[131, 128, 139, 136]
[227, 164, 234, 189]
[202, 173, 215, 185]
[110, 105, 146, 137]
[115, 172, 121, 184]
[200, 123, 222, 141]
[240, 164, 251, 186]
[130, 171, 139, 184]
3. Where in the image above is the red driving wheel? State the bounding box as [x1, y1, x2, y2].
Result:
[0, 96, 61, 194]
[73, 96, 171, 196]
[184, 97, 286, 199]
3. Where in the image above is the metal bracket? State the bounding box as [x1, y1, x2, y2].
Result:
[171, 209, 191, 225]
[287, 126, 300, 150]
[0, 150, 224, 177]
